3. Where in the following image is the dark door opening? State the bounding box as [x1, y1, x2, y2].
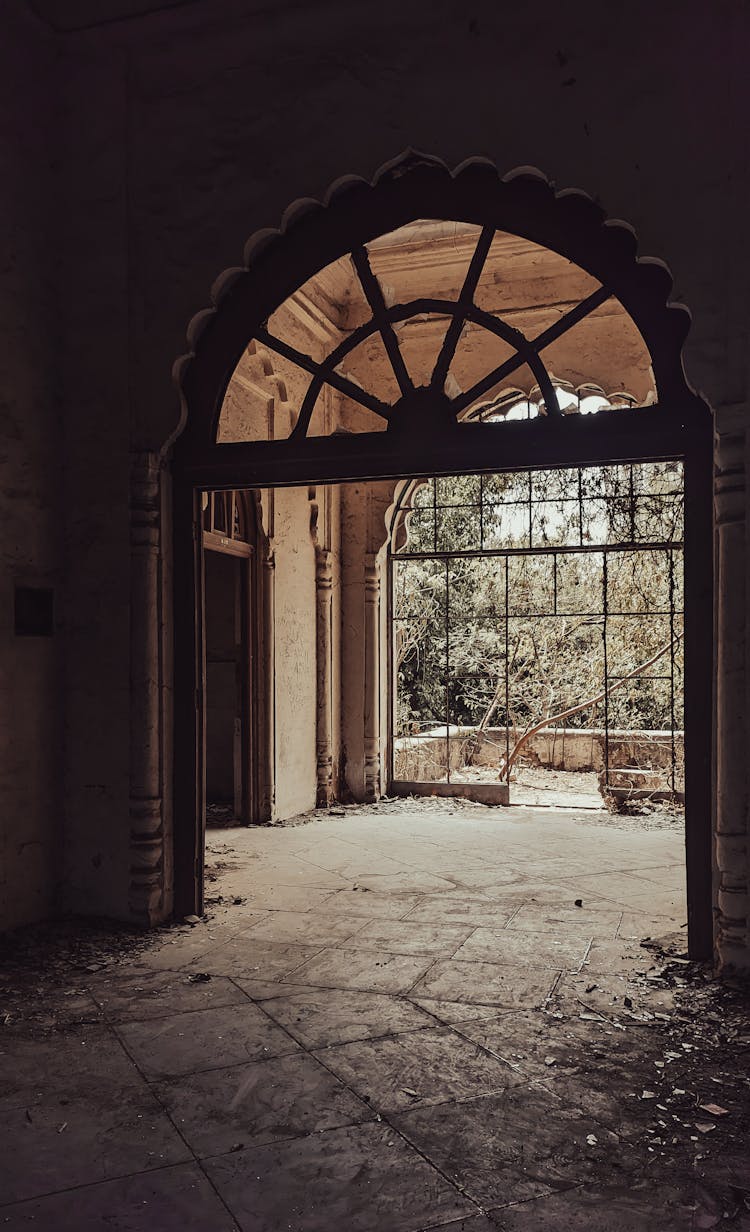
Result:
[205, 549, 248, 821]
[202, 491, 256, 826]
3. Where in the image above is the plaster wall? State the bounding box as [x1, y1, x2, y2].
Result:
[0, 11, 63, 930]
[2, 0, 749, 953]
[271, 487, 317, 818]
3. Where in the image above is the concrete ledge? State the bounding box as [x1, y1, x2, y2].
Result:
[391, 780, 510, 806]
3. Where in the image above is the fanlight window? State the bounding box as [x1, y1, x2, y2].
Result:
[218, 220, 654, 444]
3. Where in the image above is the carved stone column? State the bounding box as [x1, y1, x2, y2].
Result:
[364, 554, 381, 801]
[128, 452, 165, 925]
[315, 546, 334, 806]
[715, 427, 749, 969]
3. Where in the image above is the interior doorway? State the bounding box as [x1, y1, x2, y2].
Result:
[202, 490, 259, 825]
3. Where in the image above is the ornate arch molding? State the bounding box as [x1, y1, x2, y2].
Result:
[173, 151, 709, 486]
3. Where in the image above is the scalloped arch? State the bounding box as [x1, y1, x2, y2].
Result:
[173, 149, 699, 458]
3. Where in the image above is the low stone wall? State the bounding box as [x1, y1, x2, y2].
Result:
[393, 726, 684, 782]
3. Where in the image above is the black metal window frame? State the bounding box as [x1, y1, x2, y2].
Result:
[388, 458, 686, 802]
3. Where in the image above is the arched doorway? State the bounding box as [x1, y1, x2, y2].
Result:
[172, 154, 712, 957]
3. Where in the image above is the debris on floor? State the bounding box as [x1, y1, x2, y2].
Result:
[0, 802, 748, 1228]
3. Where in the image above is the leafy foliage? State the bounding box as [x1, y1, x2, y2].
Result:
[393, 463, 684, 740]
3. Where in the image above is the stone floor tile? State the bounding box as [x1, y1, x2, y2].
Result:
[286, 841, 410, 880]
[354, 871, 461, 893]
[203, 1121, 474, 1232]
[341, 919, 474, 956]
[224, 859, 350, 890]
[228, 977, 311, 1000]
[424, 1218, 498, 1232]
[507, 905, 622, 938]
[621, 864, 686, 890]
[155, 1051, 373, 1156]
[441, 866, 525, 890]
[236, 885, 337, 913]
[315, 1024, 519, 1112]
[0, 1162, 239, 1230]
[129, 919, 264, 972]
[555, 970, 677, 1018]
[0, 1029, 142, 1111]
[0, 1084, 190, 1205]
[614, 890, 685, 916]
[579, 939, 652, 975]
[453, 1009, 572, 1076]
[115, 1002, 299, 1079]
[258, 987, 434, 1048]
[557, 872, 685, 915]
[476, 881, 602, 908]
[287, 947, 432, 994]
[411, 959, 556, 1008]
[403, 894, 515, 927]
[453, 1012, 662, 1136]
[89, 970, 249, 1022]
[452, 927, 590, 971]
[184, 937, 325, 980]
[409, 998, 522, 1026]
[617, 913, 685, 941]
[392, 1089, 610, 1207]
[239, 910, 368, 946]
[311, 888, 421, 918]
[487, 1183, 694, 1230]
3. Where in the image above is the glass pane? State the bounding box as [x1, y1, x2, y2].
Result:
[473, 229, 602, 316]
[633, 493, 684, 542]
[605, 613, 673, 680]
[399, 506, 435, 554]
[507, 555, 555, 615]
[449, 323, 519, 399]
[395, 313, 451, 387]
[267, 253, 368, 354]
[435, 504, 481, 552]
[334, 332, 401, 405]
[217, 341, 313, 442]
[483, 471, 531, 503]
[606, 550, 671, 613]
[448, 557, 505, 623]
[482, 502, 530, 550]
[536, 296, 655, 407]
[411, 479, 435, 510]
[530, 499, 580, 548]
[531, 467, 580, 502]
[435, 473, 481, 506]
[392, 558, 446, 621]
[555, 552, 604, 615]
[366, 219, 482, 309]
[306, 385, 389, 436]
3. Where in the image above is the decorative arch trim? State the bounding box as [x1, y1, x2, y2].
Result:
[173, 150, 706, 474]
